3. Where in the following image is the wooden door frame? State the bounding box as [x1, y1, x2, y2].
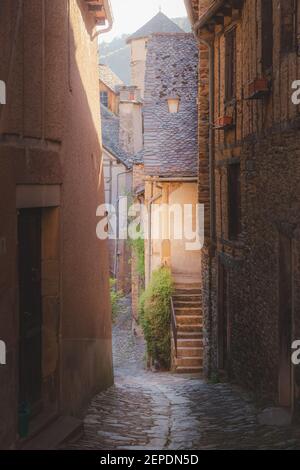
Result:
[18, 208, 43, 416]
[16, 194, 61, 434]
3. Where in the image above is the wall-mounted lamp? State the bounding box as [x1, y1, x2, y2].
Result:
[167, 96, 180, 114]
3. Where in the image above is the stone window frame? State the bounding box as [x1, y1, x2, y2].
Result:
[100, 91, 109, 108]
[227, 161, 242, 241]
[224, 26, 237, 104]
[261, 0, 274, 74]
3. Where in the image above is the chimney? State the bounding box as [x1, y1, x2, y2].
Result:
[119, 86, 143, 156]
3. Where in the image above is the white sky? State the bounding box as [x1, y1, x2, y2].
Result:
[101, 0, 188, 42]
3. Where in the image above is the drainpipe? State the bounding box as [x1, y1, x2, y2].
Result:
[193, 28, 216, 376]
[195, 34, 216, 245]
[113, 168, 132, 280]
[93, 0, 114, 38]
[147, 182, 163, 283]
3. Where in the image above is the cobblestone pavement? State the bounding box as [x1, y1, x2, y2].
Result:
[70, 297, 300, 450]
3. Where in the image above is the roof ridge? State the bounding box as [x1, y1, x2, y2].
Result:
[127, 11, 184, 43]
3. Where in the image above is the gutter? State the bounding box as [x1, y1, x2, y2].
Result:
[184, 0, 197, 25]
[193, 0, 225, 33]
[187, 4, 216, 375]
[103, 145, 131, 170]
[199, 36, 216, 246]
[93, 0, 114, 38]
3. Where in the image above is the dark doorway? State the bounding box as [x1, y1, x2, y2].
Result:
[218, 261, 230, 371]
[278, 233, 293, 408]
[18, 209, 42, 416]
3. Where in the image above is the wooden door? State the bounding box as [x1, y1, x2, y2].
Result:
[18, 209, 42, 414]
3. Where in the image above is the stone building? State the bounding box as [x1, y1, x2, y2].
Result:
[142, 31, 202, 373]
[100, 66, 132, 293]
[100, 61, 146, 294]
[127, 12, 184, 98]
[186, 0, 300, 415]
[0, 0, 113, 449]
[143, 32, 200, 285]
[99, 64, 123, 115]
[124, 14, 204, 368]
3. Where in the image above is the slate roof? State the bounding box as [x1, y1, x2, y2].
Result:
[99, 64, 124, 92]
[127, 12, 183, 43]
[143, 33, 198, 177]
[101, 105, 132, 168]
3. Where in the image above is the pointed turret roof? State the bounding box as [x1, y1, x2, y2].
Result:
[127, 11, 184, 43]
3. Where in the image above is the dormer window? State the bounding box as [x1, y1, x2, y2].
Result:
[225, 28, 236, 102]
[261, 0, 273, 73]
[100, 91, 108, 108]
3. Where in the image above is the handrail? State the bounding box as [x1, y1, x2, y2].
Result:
[170, 296, 177, 358]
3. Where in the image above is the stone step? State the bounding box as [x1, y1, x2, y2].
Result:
[175, 307, 202, 315]
[174, 300, 201, 308]
[176, 315, 203, 325]
[177, 338, 203, 348]
[177, 346, 203, 357]
[177, 331, 203, 339]
[175, 356, 203, 368]
[22, 416, 83, 450]
[174, 283, 201, 289]
[177, 323, 202, 333]
[173, 295, 202, 302]
[175, 289, 201, 295]
[176, 366, 203, 374]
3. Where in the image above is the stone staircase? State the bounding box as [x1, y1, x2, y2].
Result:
[171, 283, 203, 374]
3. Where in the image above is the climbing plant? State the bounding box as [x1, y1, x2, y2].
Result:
[130, 229, 145, 278]
[138, 267, 173, 370]
[110, 278, 123, 322]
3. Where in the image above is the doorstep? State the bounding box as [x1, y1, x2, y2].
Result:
[20, 415, 83, 450]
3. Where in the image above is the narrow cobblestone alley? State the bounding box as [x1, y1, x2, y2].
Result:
[69, 299, 300, 450]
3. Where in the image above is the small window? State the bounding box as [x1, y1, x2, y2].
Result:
[281, 0, 297, 53]
[225, 28, 236, 102]
[261, 0, 273, 72]
[100, 91, 108, 108]
[228, 163, 241, 240]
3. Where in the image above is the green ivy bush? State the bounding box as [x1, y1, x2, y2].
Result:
[128, 225, 145, 278]
[138, 267, 173, 370]
[110, 278, 123, 322]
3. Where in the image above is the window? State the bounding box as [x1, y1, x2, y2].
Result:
[228, 163, 241, 240]
[281, 0, 297, 53]
[225, 28, 236, 102]
[100, 91, 108, 108]
[261, 0, 273, 72]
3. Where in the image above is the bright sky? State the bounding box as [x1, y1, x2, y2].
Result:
[101, 0, 188, 42]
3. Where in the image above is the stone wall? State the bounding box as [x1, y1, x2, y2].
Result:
[196, 0, 300, 409]
[130, 38, 147, 99]
[0, 0, 113, 448]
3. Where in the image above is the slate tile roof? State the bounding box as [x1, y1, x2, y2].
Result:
[99, 64, 124, 92]
[143, 33, 198, 177]
[101, 105, 132, 168]
[127, 12, 183, 43]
